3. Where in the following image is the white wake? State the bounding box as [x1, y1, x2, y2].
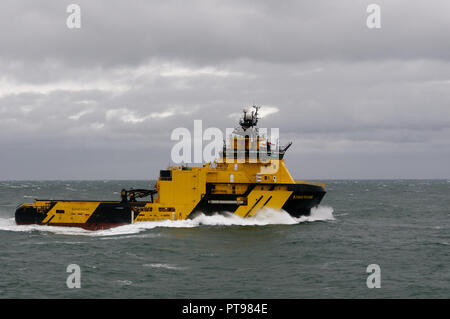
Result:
[0, 206, 334, 237]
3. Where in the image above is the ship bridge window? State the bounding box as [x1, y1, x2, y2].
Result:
[160, 170, 172, 181]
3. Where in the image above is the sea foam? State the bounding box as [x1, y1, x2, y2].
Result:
[0, 206, 334, 237]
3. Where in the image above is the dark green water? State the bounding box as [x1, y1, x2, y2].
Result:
[0, 180, 448, 298]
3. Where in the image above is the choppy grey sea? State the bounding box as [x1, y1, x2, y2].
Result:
[0, 180, 448, 298]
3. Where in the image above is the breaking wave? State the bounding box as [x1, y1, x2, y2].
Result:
[143, 263, 184, 270]
[0, 206, 334, 237]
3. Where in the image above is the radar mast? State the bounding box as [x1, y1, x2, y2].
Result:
[233, 105, 260, 137]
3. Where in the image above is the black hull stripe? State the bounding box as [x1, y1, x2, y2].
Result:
[45, 215, 55, 225]
[261, 195, 272, 209]
[244, 195, 264, 217]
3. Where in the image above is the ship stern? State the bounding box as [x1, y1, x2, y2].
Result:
[15, 204, 47, 225]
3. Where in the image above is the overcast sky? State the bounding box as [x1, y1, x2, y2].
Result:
[0, 0, 449, 180]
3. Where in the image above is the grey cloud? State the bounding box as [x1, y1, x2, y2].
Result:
[1, 0, 450, 69]
[0, 1, 449, 179]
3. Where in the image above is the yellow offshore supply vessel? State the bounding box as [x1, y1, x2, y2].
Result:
[15, 106, 326, 230]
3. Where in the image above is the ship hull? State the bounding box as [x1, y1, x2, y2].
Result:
[14, 221, 126, 231]
[15, 183, 326, 230]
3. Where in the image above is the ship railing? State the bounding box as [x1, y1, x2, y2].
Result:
[220, 148, 283, 159]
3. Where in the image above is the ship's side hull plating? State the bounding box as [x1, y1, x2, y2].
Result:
[15, 201, 134, 230]
[281, 183, 326, 217]
[190, 183, 325, 218]
[15, 183, 326, 230]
